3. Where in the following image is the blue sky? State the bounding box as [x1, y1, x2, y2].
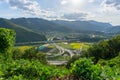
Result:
[0, 0, 120, 25]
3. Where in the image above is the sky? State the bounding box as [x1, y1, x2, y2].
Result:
[0, 0, 120, 26]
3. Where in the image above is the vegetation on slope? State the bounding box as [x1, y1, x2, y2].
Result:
[11, 18, 72, 33]
[87, 35, 120, 63]
[0, 18, 46, 43]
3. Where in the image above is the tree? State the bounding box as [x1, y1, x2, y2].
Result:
[71, 58, 102, 80]
[88, 35, 120, 63]
[0, 28, 15, 59]
[66, 55, 80, 69]
[22, 47, 47, 64]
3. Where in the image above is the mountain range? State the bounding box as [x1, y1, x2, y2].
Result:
[0, 18, 120, 43]
[52, 20, 112, 32]
[10, 18, 72, 33]
[55, 20, 120, 33]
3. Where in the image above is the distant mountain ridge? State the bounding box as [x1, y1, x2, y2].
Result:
[52, 20, 112, 32]
[10, 18, 72, 33]
[0, 18, 46, 43]
[10, 18, 119, 33]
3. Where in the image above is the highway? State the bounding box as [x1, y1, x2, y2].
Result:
[46, 43, 75, 58]
[15, 39, 80, 46]
[47, 60, 67, 66]
[46, 43, 83, 65]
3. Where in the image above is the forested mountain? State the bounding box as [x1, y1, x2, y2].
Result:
[0, 18, 46, 43]
[52, 20, 112, 32]
[10, 18, 72, 33]
[106, 26, 120, 33]
[7, 18, 120, 34]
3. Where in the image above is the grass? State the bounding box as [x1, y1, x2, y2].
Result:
[82, 43, 91, 51]
[16, 46, 33, 53]
[70, 43, 82, 50]
[57, 42, 73, 49]
[57, 42, 91, 50]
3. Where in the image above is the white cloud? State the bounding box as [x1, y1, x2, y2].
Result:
[62, 12, 88, 20]
[61, 0, 88, 8]
[88, 0, 95, 3]
[6, 0, 57, 19]
[0, 0, 120, 25]
[61, 0, 67, 5]
[101, 0, 120, 12]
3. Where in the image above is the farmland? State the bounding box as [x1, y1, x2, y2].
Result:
[15, 42, 91, 62]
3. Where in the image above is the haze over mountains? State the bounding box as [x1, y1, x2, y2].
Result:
[0, 18, 120, 42]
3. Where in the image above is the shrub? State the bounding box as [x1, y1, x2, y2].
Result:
[0, 59, 69, 80]
[98, 53, 120, 67]
[66, 55, 80, 69]
[88, 35, 120, 63]
[0, 28, 15, 59]
[12, 48, 23, 59]
[71, 58, 120, 80]
[36, 52, 47, 64]
[16, 47, 48, 64]
[71, 58, 102, 80]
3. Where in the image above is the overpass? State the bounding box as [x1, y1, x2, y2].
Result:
[47, 60, 67, 66]
[46, 43, 82, 58]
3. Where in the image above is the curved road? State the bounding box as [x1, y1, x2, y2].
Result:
[47, 60, 67, 65]
[46, 43, 83, 65]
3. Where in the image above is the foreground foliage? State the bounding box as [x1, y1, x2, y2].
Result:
[0, 59, 69, 80]
[0, 28, 120, 80]
[0, 28, 15, 59]
[88, 35, 120, 63]
[13, 47, 47, 64]
[71, 58, 120, 80]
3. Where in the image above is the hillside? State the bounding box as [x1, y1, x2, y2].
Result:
[52, 20, 112, 32]
[106, 26, 120, 33]
[10, 18, 118, 35]
[10, 18, 72, 33]
[0, 18, 46, 43]
[10, 18, 120, 34]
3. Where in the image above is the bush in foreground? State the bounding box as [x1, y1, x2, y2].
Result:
[88, 35, 120, 63]
[71, 58, 120, 80]
[0, 59, 69, 80]
[13, 47, 47, 64]
[0, 28, 15, 59]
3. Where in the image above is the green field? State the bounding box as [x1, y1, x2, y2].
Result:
[57, 42, 91, 50]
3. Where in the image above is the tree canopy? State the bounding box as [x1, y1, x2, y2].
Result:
[0, 28, 15, 59]
[88, 35, 120, 63]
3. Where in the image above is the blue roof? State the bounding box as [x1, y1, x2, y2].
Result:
[38, 46, 46, 50]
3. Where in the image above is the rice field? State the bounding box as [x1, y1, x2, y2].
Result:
[57, 42, 91, 50]
[16, 46, 33, 53]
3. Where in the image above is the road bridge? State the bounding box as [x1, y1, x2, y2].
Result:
[47, 60, 67, 66]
